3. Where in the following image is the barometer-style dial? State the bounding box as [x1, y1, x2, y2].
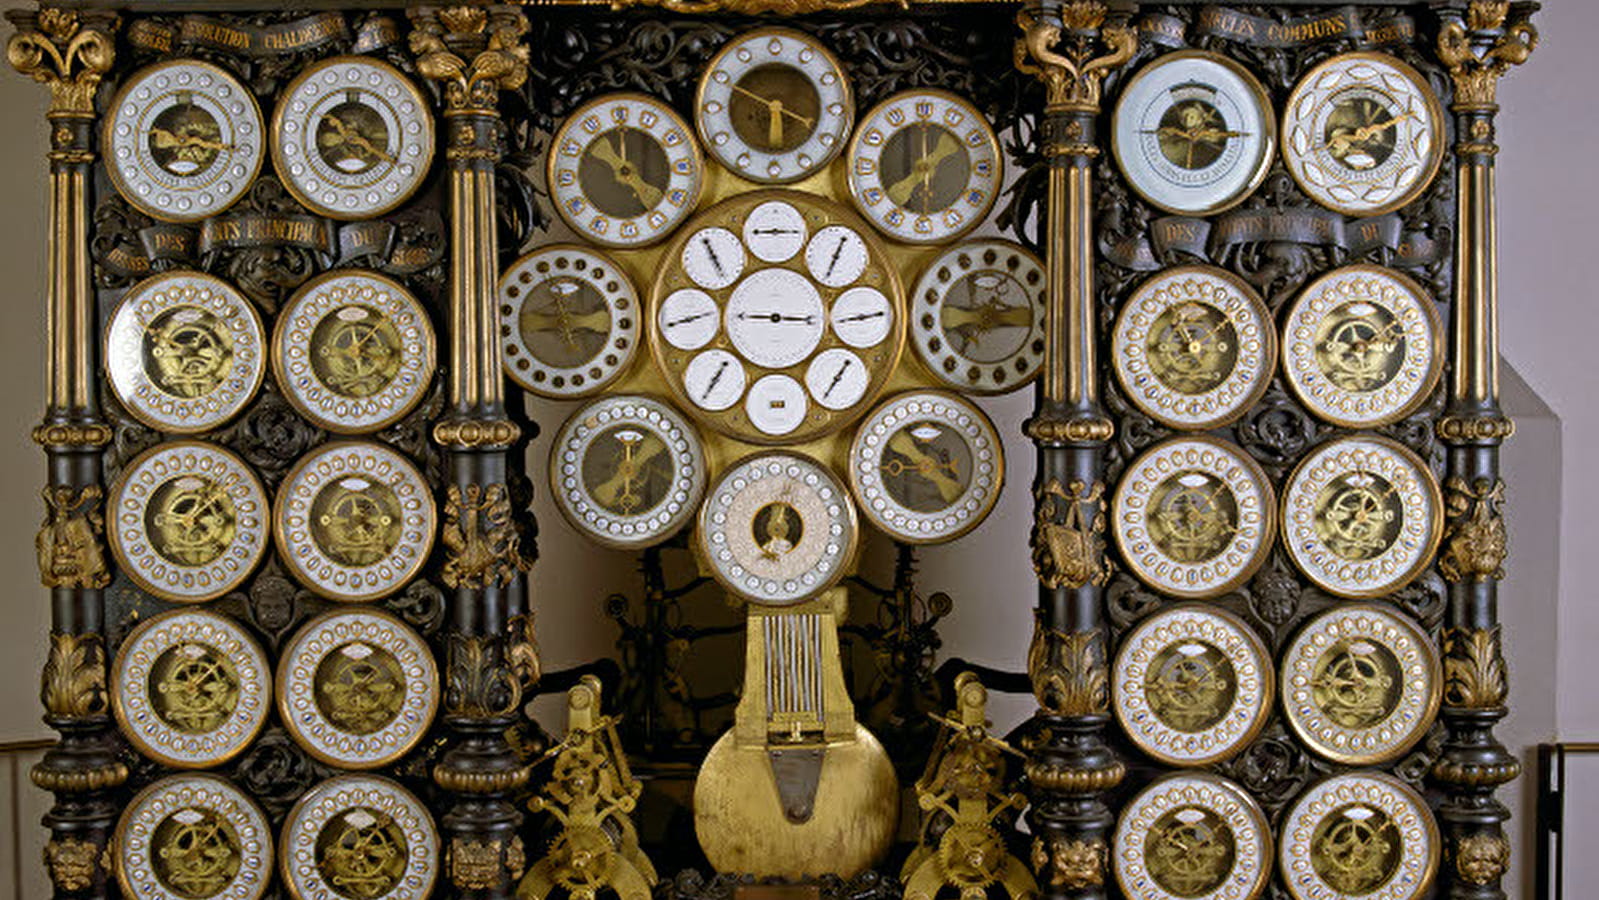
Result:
[909, 240, 1045, 394]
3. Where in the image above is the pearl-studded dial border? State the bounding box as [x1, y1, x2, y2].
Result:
[115, 774, 273, 900]
[1280, 772, 1439, 900]
[1113, 772, 1272, 900]
[279, 774, 439, 900]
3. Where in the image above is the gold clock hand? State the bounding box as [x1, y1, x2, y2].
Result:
[588, 136, 665, 209]
[885, 131, 962, 208]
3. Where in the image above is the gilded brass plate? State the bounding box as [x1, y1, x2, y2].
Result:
[106, 271, 266, 434]
[116, 773, 272, 900]
[698, 452, 858, 606]
[847, 390, 1002, 545]
[499, 244, 639, 398]
[1113, 772, 1271, 900]
[1279, 773, 1439, 900]
[908, 239, 1046, 395]
[1283, 265, 1442, 428]
[1281, 436, 1441, 598]
[109, 441, 270, 603]
[1281, 605, 1440, 765]
[271, 56, 435, 220]
[113, 609, 271, 770]
[550, 394, 707, 550]
[104, 59, 265, 223]
[1112, 266, 1275, 430]
[279, 774, 439, 900]
[274, 271, 436, 433]
[274, 441, 436, 602]
[278, 608, 438, 769]
[1112, 604, 1272, 767]
[1112, 436, 1276, 598]
[1281, 52, 1443, 217]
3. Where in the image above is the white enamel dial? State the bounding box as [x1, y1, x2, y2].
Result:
[910, 240, 1046, 394]
[742, 199, 809, 262]
[805, 225, 869, 287]
[498, 245, 638, 398]
[696, 28, 854, 184]
[725, 268, 825, 368]
[830, 287, 893, 348]
[805, 348, 869, 411]
[745, 374, 809, 436]
[549, 92, 704, 248]
[847, 89, 1002, 244]
[658, 288, 721, 351]
[683, 227, 747, 289]
[683, 349, 746, 411]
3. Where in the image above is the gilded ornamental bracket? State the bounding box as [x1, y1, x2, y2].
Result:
[5, 9, 116, 119]
[1439, 476, 1507, 583]
[409, 5, 529, 116]
[1030, 478, 1110, 591]
[441, 482, 532, 589]
[36, 485, 109, 591]
[1437, 1, 1538, 114]
[1013, 1, 1136, 115]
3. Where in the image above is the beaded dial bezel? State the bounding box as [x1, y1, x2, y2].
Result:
[1112, 772, 1272, 900]
[115, 774, 273, 900]
[1279, 772, 1439, 900]
[279, 774, 439, 900]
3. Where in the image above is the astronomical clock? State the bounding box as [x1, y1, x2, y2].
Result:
[5, 1, 1536, 900]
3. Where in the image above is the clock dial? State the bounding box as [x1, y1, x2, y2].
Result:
[1112, 50, 1275, 215]
[696, 28, 853, 184]
[549, 93, 704, 248]
[280, 775, 439, 900]
[115, 775, 272, 900]
[847, 89, 1001, 244]
[105, 60, 265, 223]
[499, 245, 638, 398]
[847, 391, 1002, 544]
[910, 240, 1045, 394]
[272, 56, 434, 220]
[1280, 773, 1439, 900]
[698, 453, 857, 605]
[1284, 265, 1443, 428]
[1113, 773, 1271, 900]
[649, 190, 905, 445]
[1112, 265, 1276, 429]
[551, 395, 707, 549]
[1283, 52, 1444, 216]
[1282, 436, 1441, 598]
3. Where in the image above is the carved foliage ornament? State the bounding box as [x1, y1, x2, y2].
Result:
[5, 9, 116, 117]
[1442, 626, 1508, 710]
[408, 6, 529, 114]
[37, 484, 109, 590]
[1031, 479, 1110, 590]
[1013, 3, 1136, 114]
[1440, 476, 1507, 582]
[1027, 615, 1108, 717]
[41, 630, 107, 720]
[1030, 835, 1106, 890]
[442, 482, 532, 589]
[1437, 0, 1538, 111]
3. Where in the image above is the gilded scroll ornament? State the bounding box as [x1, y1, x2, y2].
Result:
[36, 484, 109, 590]
[41, 630, 106, 719]
[1013, 3, 1136, 114]
[601, 0, 894, 14]
[507, 613, 542, 694]
[1029, 836, 1106, 891]
[5, 9, 116, 117]
[1030, 479, 1110, 590]
[44, 837, 99, 892]
[442, 483, 531, 589]
[1454, 833, 1510, 887]
[1437, 0, 1538, 111]
[1027, 615, 1108, 717]
[408, 6, 529, 113]
[1439, 477, 1507, 582]
[1442, 626, 1508, 710]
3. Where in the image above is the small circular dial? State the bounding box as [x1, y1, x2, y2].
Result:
[1282, 435, 1440, 598]
[280, 775, 439, 900]
[1112, 50, 1275, 215]
[1112, 436, 1276, 598]
[698, 453, 857, 606]
[1283, 52, 1444, 216]
[910, 240, 1045, 394]
[116, 775, 272, 900]
[1113, 773, 1271, 900]
[550, 395, 707, 549]
[1280, 773, 1440, 900]
[1112, 265, 1276, 429]
[847, 89, 1002, 244]
[549, 92, 704, 248]
[1284, 265, 1443, 428]
[848, 391, 1003, 545]
[499, 245, 638, 398]
[272, 56, 434, 220]
[696, 28, 853, 184]
[105, 59, 264, 224]
[649, 191, 905, 445]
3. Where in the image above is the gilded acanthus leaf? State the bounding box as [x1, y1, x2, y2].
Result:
[1437, 1, 1538, 110]
[1027, 615, 1108, 717]
[1013, 4, 1136, 113]
[40, 631, 107, 720]
[408, 6, 529, 112]
[1442, 626, 1508, 710]
[6, 9, 117, 116]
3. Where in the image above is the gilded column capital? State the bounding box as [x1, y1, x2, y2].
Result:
[1437, 1, 1537, 114]
[1013, 2, 1135, 115]
[408, 5, 529, 116]
[6, 9, 116, 119]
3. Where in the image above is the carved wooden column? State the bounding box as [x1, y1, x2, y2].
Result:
[1012, 4, 1132, 898]
[1429, 3, 1536, 899]
[409, 6, 537, 898]
[6, 10, 122, 899]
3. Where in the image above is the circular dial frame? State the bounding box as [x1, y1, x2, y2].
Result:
[1112, 604, 1273, 767]
[649, 190, 905, 445]
[550, 395, 708, 550]
[548, 92, 704, 249]
[274, 270, 436, 433]
[1283, 265, 1443, 428]
[109, 441, 270, 603]
[696, 28, 854, 184]
[116, 774, 272, 900]
[1282, 604, 1441, 766]
[499, 244, 639, 397]
[1112, 436, 1276, 599]
[910, 240, 1045, 394]
[112, 609, 271, 770]
[1280, 773, 1440, 900]
[279, 774, 439, 900]
[1282, 52, 1444, 217]
[1112, 50, 1276, 216]
[104, 59, 265, 223]
[1112, 265, 1276, 430]
[697, 452, 858, 606]
[1281, 435, 1441, 598]
[847, 391, 1003, 545]
[846, 89, 1002, 244]
[272, 56, 435, 220]
[1112, 773, 1272, 900]
[106, 271, 266, 434]
[274, 441, 436, 602]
